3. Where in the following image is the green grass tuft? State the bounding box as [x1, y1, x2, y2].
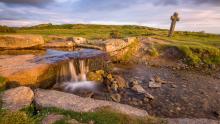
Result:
[149, 47, 160, 57]
[0, 110, 34, 124]
[21, 106, 166, 124]
[119, 39, 140, 63]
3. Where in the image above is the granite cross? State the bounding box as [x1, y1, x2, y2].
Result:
[168, 12, 180, 37]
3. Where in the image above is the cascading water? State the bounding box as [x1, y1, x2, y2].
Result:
[44, 48, 109, 93]
[56, 59, 97, 92]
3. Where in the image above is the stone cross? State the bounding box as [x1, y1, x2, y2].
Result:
[168, 12, 180, 37]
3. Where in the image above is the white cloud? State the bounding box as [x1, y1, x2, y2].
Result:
[0, 0, 219, 33]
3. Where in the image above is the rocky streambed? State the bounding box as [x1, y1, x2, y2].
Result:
[0, 35, 220, 124]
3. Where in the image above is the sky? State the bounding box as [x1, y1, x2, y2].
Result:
[0, 0, 220, 34]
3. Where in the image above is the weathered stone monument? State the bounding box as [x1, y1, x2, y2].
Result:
[168, 12, 180, 37]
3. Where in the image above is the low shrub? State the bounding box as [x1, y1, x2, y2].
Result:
[149, 47, 159, 57]
[176, 45, 220, 65]
[119, 39, 140, 63]
[0, 76, 7, 91]
[110, 30, 122, 39]
[0, 25, 16, 33]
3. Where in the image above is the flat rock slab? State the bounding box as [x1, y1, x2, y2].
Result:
[94, 37, 137, 53]
[167, 118, 220, 124]
[1, 86, 34, 111]
[36, 49, 108, 64]
[0, 35, 44, 49]
[0, 55, 53, 86]
[34, 89, 148, 117]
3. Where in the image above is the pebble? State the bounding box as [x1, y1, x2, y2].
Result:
[171, 84, 177, 88]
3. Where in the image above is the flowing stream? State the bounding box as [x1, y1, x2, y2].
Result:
[56, 59, 97, 92]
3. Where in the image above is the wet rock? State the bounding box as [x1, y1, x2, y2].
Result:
[144, 92, 154, 100]
[176, 107, 181, 111]
[171, 84, 177, 88]
[0, 35, 44, 49]
[87, 70, 104, 83]
[111, 81, 119, 91]
[149, 77, 162, 88]
[154, 76, 167, 84]
[131, 84, 146, 94]
[110, 93, 121, 103]
[131, 80, 140, 86]
[34, 89, 148, 117]
[1, 86, 34, 111]
[113, 75, 128, 89]
[143, 97, 150, 103]
[42, 114, 64, 124]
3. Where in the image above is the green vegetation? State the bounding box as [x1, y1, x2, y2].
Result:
[0, 105, 166, 124]
[0, 25, 16, 33]
[1, 23, 220, 65]
[22, 106, 166, 124]
[148, 47, 160, 57]
[109, 30, 122, 39]
[0, 110, 34, 124]
[12, 24, 158, 39]
[0, 76, 6, 91]
[119, 39, 140, 63]
[0, 76, 6, 84]
[174, 45, 220, 65]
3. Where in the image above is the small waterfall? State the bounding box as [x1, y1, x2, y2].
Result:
[69, 60, 78, 81]
[57, 59, 89, 83]
[56, 59, 97, 92]
[79, 60, 88, 81]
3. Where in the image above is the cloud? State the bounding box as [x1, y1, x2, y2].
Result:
[0, 0, 220, 33]
[0, 0, 54, 6]
[190, 0, 220, 5]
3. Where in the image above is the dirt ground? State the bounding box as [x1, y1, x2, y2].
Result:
[114, 63, 220, 120]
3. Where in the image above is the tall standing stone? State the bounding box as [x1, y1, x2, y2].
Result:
[168, 12, 180, 37]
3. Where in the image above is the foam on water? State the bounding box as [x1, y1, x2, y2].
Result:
[62, 81, 98, 91]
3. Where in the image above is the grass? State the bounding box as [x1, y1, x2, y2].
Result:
[0, 76, 6, 84]
[0, 110, 34, 124]
[0, 76, 6, 91]
[119, 38, 140, 63]
[21, 106, 166, 124]
[1, 24, 220, 65]
[0, 105, 164, 124]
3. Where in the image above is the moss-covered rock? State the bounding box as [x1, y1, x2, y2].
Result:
[87, 70, 105, 83]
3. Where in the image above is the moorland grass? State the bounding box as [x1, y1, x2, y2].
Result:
[1, 24, 220, 65]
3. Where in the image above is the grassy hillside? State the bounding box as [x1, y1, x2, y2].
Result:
[1, 24, 220, 65]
